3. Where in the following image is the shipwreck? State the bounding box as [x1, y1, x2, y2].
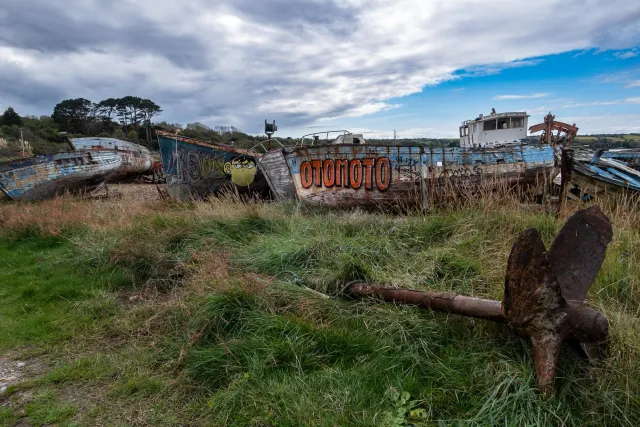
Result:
[0, 137, 154, 202]
[158, 111, 562, 206]
[70, 137, 153, 181]
[0, 151, 122, 201]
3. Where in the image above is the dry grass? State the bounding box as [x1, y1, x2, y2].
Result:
[3, 182, 640, 425]
[0, 185, 166, 235]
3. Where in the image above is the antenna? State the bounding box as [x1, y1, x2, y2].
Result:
[265, 120, 277, 149]
[393, 130, 396, 141]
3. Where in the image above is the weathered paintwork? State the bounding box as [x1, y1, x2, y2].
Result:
[260, 144, 556, 207]
[567, 150, 640, 200]
[71, 137, 152, 180]
[0, 151, 122, 201]
[157, 132, 270, 200]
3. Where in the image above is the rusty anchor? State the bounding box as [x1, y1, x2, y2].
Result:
[345, 205, 613, 397]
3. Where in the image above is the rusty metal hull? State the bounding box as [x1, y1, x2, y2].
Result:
[0, 151, 122, 201]
[70, 138, 153, 180]
[259, 144, 556, 207]
[157, 132, 271, 201]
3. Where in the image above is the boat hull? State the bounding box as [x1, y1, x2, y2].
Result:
[259, 144, 556, 207]
[157, 133, 270, 200]
[71, 138, 153, 180]
[0, 151, 122, 201]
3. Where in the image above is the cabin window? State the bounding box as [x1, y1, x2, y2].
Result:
[483, 120, 497, 131]
[459, 127, 464, 137]
[511, 117, 524, 128]
[353, 137, 361, 144]
[472, 123, 477, 133]
[464, 126, 469, 136]
[498, 120, 509, 129]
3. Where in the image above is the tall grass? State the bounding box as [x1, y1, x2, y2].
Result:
[1, 186, 640, 425]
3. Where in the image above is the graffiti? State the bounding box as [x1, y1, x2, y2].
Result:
[164, 147, 227, 184]
[224, 155, 258, 187]
[438, 166, 483, 179]
[300, 157, 392, 191]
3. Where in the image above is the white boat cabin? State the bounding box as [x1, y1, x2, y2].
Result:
[459, 109, 529, 148]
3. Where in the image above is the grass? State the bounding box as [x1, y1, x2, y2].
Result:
[0, 191, 639, 425]
[0, 234, 128, 351]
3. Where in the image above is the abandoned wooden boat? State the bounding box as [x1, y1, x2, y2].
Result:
[156, 131, 271, 200]
[566, 150, 640, 200]
[258, 111, 558, 207]
[71, 137, 152, 180]
[0, 151, 122, 201]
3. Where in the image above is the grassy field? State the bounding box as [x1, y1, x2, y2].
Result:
[1, 189, 639, 426]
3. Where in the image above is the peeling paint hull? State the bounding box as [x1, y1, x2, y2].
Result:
[157, 132, 271, 201]
[259, 144, 556, 207]
[0, 151, 122, 201]
[71, 138, 153, 180]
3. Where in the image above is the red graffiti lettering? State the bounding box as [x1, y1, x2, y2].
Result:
[300, 161, 313, 188]
[349, 159, 363, 189]
[300, 157, 392, 191]
[311, 159, 323, 187]
[323, 159, 335, 187]
[335, 159, 349, 187]
[375, 157, 392, 191]
[362, 158, 375, 190]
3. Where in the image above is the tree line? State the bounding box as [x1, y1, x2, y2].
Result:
[52, 96, 162, 144]
[0, 99, 272, 158]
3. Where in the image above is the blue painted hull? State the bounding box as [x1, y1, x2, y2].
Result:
[157, 132, 270, 200]
[0, 151, 122, 201]
[71, 137, 153, 180]
[260, 143, 557, 207]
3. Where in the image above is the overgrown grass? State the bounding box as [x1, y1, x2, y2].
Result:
[1, 191, 639, 425]
[0, 234, 128, 351]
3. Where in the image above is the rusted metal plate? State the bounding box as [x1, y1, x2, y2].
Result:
[503, 228, 568, 397]
[547, 206, 613, 306]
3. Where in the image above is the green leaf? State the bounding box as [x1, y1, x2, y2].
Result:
[400, 391, 411, 405]
[410, 408, 428, 419]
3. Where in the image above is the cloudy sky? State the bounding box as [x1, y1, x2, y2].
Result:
[1, 0, 639, 137]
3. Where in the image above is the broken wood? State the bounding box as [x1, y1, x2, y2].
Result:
[345, 205, 612, 398]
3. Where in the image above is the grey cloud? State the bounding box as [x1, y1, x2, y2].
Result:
[1, 0, 640, 134]
[0, 0, 210, 69]
[227, 0, 358, 35]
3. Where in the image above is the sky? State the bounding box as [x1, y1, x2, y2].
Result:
[0, 0, 639, 138]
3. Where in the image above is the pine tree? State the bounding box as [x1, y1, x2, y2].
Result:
[0, 107, 23, 127]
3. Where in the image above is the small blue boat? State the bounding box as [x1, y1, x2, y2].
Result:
[0, 151, 122, 201]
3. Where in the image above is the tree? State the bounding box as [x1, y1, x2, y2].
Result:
[52, 98, 94, 134]
[139, 99, 162, 143]
[0, 107, 23, 127]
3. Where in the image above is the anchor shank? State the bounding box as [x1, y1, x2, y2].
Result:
[346, 283, 608, 356]
[346, 283, 505, 323]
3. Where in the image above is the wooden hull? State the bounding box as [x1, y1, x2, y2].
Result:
[568, 161, 640, 201]
[259, 144, 556, 207]
[157, 132, 271, 201]
[71, 138, 153, 180]
[0, 151, 122, 201]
